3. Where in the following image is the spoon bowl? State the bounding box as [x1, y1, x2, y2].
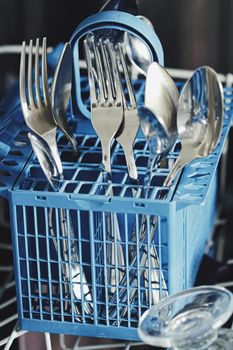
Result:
[51, 42, 77, 152]
[144, 62, 179, 140]
[164, 66, 224, 187]
[124, 15, 154, 76]
[139, 62, 179, 190]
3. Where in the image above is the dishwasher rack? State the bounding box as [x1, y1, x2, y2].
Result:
[1, 64, 232, 349]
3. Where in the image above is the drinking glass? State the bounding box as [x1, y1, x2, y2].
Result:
[138, 286, 233, 349]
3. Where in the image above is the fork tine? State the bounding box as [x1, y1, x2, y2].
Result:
[41, 37, 50, 106]
[28, 39, 35, 109]
[84, 38, 98, 104]
[99, 40, 114, 102]
[93, 38, 106, 103]
[117, 43, 137, 108]
[19, 41, 28, 112]
[35, 38, 42, 108]
[105, 40, 122, 105]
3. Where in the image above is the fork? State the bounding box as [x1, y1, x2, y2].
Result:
[115, 43, 139, 185]
[114, 44, 167, 303]
[20, 38, 93, 316]
[19, 37, 63, 176]
[84, 35, 125, 294]
[98, 45, 168, 320]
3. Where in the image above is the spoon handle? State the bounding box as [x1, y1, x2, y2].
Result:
[143, 153, 159, 196]
[106, 153, 168, 317]
[49, 207, 93, 316]
[163, 145, 197, 187]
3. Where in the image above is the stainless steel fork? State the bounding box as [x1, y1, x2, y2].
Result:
[19, 37, 63, 176]
[115, 43, 139, 184]
[84, 35, 125, 294]
[100, 45, 168, 320]
[20, 38, 93, 316]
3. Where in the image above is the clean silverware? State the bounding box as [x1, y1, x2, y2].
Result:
[164, 66, 224, 187]
[124, 15, 154, 76]
[51, 42, 77, 152]
[115, 42, 139, 184]
[28, 132, 93, 316]
[140, 62, 179, 190]
[20, 38, 93, 316]
[20, 37, 63, 176]
[106, 64, 178, 316]
[84, 35, 125, 295]
[137, 63, 179, 305]
[84, 36, 123, 176]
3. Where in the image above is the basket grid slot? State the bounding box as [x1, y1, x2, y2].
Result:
[16, 141, 177, 201]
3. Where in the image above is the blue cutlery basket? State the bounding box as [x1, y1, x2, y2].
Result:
[0, 72, 232, 341]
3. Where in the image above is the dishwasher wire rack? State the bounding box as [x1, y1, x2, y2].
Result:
[0, 47, 233, 348]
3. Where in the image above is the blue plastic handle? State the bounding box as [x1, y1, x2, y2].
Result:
[70, 11, 164, 119]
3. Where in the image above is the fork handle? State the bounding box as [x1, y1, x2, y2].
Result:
[120, 142, 138, 183]
[101, 141, 112, 175]
[42, 131, 63, 177]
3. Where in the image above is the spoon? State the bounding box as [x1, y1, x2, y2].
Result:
[51, 42, 77, 152]
[163, 66, 224, 187]
[28, 132, 93, 316]
[124, 15, 154, 76]
[135, 64, 179, 305]
[139, 62, 179, 192]
[145, 62, 179, 119]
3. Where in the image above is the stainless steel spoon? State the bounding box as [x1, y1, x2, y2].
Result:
[140, 62, 179, 191]
[124, 15, 154, 76]
[136, 64, 179, 304]
[51, 42, 77, 152]
[145, 62, 179, 121]
[164, 66, 224, 187]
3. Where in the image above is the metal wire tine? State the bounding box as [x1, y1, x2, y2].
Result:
[99, 39, 114, 102]
[118, 43, 137, 109]
[84, 38, 97, 105]
[28, 39, 35, 109]
[35, 38, 42, 108]
[19, 41, 28, 112]
[105, 40, 122, 105]
[41, 37, 50, 107]
[93, 38, 107, 103]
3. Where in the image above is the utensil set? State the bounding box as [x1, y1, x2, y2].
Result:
[18, 11, 224, 322]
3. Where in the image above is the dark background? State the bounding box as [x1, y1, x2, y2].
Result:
[1, 0, 233, 75]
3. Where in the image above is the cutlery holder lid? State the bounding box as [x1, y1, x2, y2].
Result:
[70, 10, 164, 119]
